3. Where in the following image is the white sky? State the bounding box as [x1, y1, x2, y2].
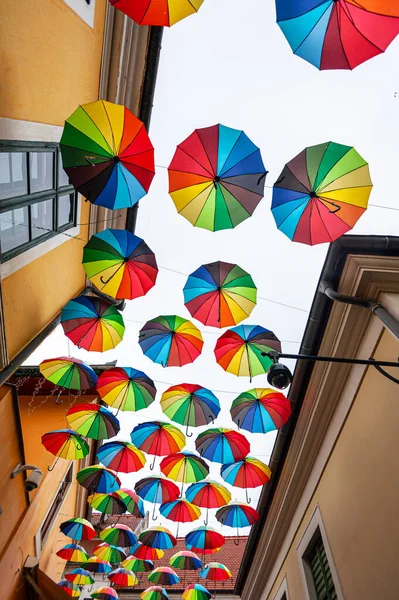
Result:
[26, 0, 399, 537]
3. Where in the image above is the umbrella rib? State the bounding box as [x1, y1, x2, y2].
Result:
[195, 129, 217, 178]
[291, 3, 333, 54]
[220, 148, 259, 178]
[339, 1, 387, 52]
[175, 145, 214, 179]
[217, 132, 243, 176]
[102, 100, 116, 154]
[78, 107, 114, 156]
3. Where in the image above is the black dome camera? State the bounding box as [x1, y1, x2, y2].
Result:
[267, 362, 293, 390]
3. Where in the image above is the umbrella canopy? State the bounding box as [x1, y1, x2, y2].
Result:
[97, 441, 146, 473]
[122, 557, 155, 573]
[195, 428, 250, 463]
[91, 587, 119, 600]
[185, 527, 225, 552]
[42, 429, 89, 462]
[57, 580, 81, 597]
[140, 587, 169, 600]
[135, 476, 180, 505]
[83, 229, 158, 300]
[168, 124, 267, 231]
[160, 386, 220, 434]
[139, 316, 204, 367]
[214, 325, 282, 380]
[159, 499, 201, 536]
[221, 457, 271, 503]
[65, 568, 94, 586]
[40, 357, 97, 390]
[276, 1, 399, 71]
[184, 261, 257, 328]
[66, 403, 120, 440]
[272, 142, 373, 245]
[60, 100, 154, 209]
[97, 367, 157, 412]
[139, 527, 177, 550]
[99, 524, 138, 547]
[183, 584, 211, 600]
[170, 551, 202, 571]
[230, 388, 291, 434]
[93, 543, 127, 563]
[199, 562, 232, 582]
[131, 421, 186, 470]
[148, 567, 180, 586]
[87, 492, 127, 515]
[61, 295, 125, 352]
[216, 502, 259, 528]
[56, 543, 88, 562]
[115, 488, 145, 517]
[160, 451, 209, 484]
[60, 517, 96, 541]
[186, 481, 231, 509]
[82, 557, 113, 574]
[77, 465, 120, 494]
[130, 542, 165, 561]
[110, 0, 204, 26]
[109, 568, 138, 587]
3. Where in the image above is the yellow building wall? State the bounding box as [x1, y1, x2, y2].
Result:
[267, 329, 399, 600]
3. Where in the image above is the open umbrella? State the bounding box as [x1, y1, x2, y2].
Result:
[160, 451, 209, 497]
[135, 476, 180, 520]
[60, 100, 154, 209]
[214, 325, 282, 380]
[183, 584, 211, 600]
[41, 429, 89, 471]
[77, 465, 120, 493]
[148, 567, 180, 586]
[122, 557, 155, 573]
[57, 580, 81, 597]
[115, 489, 145, 517]
[168, 124, 267, 231]
[185, 527, 225, 553]
[65, 568, 94, 586]
[199, 562, 232, 581]
[83, 229, 158, 300]
[170, 551, 202, 571]
[82, 557, 113, 574]
[88, 492, 127, 515]
[61, 295, 125, 352]
[140, 587, 169, 600]
[184, 261, 257, 328]
[109, 568, 138, 587]
[272, 142, 373, 245]
[100, 524, 138, 547]
[56, 544, 88, 562]
[91, 587, 119, 600]
[139, 527, 177, 550]
[216, 502, 259, 543]
[221, 457, 271, 503]
[230, 388, 291, 434]
[276, 1, 399, 71]
[110, 0, 204, 26]
[66, 404, 120, 440]
[40, 357, 97, 390]
[160, 386, 220, 436]
[160, 499, 201, 537]
[139, 316, 204, 367]
[195, 429, 250, 464]
[60, 517, 96, 541]
[93, 543, 127, 563]
[97, 367, 157, 412]
[131, 421, 186, 470]
[97, 441, 146, 473]
[130, 542, 165, 561]
[186, 481, 231, 526]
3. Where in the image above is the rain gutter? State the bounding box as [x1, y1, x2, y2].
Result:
[235, 235, 399, 596]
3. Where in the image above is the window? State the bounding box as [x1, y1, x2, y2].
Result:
[0, 141, 78, 261]
[307, 534, 337, 600]
[273, 577, 289, 600]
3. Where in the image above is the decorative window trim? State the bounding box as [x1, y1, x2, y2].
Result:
[62, 0, 96, 28]
[273, 577, 290, 600]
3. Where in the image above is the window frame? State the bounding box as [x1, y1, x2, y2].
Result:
[273, 577, 290, 600]
[0, 139, 78, 262]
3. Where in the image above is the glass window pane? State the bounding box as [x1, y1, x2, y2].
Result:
[0, 152, 28, 200]
[58, 157, 70, 187]
[30, 152, 53, 193]
[31, 199, 53, 239]
[0, 206, 29, 253]
[58, 194, 74, 227]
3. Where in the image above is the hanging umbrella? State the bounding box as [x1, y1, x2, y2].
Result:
[135, 476, 180, 520]
[40, 357, 97, 390]
[109, 568, 138, 587]
[160, 451, 209, 490]
[60, 517, 96, 541]
[99, 524, 138, 547]
[183, 584, 211, 600]
[41, 429, 89, 471]
[230, 388, 291, 434]
[139, 316, 204, 367]
[97, 367, 157, 412]
[170, 550, 202, 570]
[221, 457, 271, 503]
[97, 441, 146, 473]
[60, 100, 154, 209]
[160, 499, 201, 537]
[87, 492, 127, 515]
[214, 325, 282, 380]
[160, 385, 220, 436]
[66, 404, 120, 440]
[272, 142, 373, 245]
[148, 567, 180, 586]
[57, 580, 81, 597]
[93, 543, 127, 563]
[91, 587, 119, 600]
[61, 295, 125, 352]
[56, 543, 88, 562]
[65, 568, 94, 586]
[131, 421, 186, 470]
[185, 527, 225, 553]
[115, 488, 145, 517]
[195, 429, 250, 464]
[168, 124, 267, 231]
[83, 229, 158, 300]
[122, 557, 154, 573]
[140, 587, 169, 600]
[82, 557, 113, 574]
[110, 0, 204, 26]
[184, 261, 257, 328]
[130, 542, 165, 561]
[77, 465, 120, 493]
[199, 563, 232, 582]
[139, 526, 177, 550]
[186, 481, 231, 526]
[276, 1, 399, 71]
[216, 502, 259, 543]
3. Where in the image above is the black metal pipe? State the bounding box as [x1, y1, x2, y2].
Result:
[277, 352, 399, 368]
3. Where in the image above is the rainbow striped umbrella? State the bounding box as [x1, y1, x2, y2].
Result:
[160, 451, 209, 487]
[82, 557, 113, 574]
[57, 580, 81, 597]
[40, 357, 97, 389]
[139, 527, 177, 550]
[135, 476, 180, 520]
[170, 551, 202, 571]
[160, 385, 220, 436]
[160, 499, 201, 537]
[88, 492, 127, 515]
[122, 557, 154, 573]
[41, 430, 89, 467]
[140, 587, 169, 600]
[91, 587, 119, 600]
[216, 502, 259, 540]
[99, 524, 138, 547]
[148, 567, 180, 586]
[129, 542, 165, 561]
[56, 544, 88, 562]
[66, 403, 120, 440]
[131, 421, 186, 470]
[186, 481, 231, 511]
[221, 457, 271, 503]
[97, 367, 156, 412]
[185, 527, 225, 553]
[115, 488, 145, 517]
[199, 563, 232, 582]
[139, 316, 204, 367]
[97, 441, 146, 473]
[110, 0, 204, 27]
[230, 388, 291, 434]
[60, 517, 96, 541]
[109, 568, 138, 587]
[65, 568, 94, 586]
[77, 465, 120, 493]
[182, 584, 211, 600]
[93, 543, 127, 563]
[195, 428, 250, 464]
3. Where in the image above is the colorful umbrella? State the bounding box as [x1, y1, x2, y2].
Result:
[140, 587, 169, 600]
[214, 325, 282, 380]
[139, 527, 177, 550]
[130, 542, 165, 561]
[115, 488, 145, 517]
[99, 524, 138, 547]
[216, 502, 259, 541]
[56, 543, 89, 562]
[61, 295, 125, 352]
[183, 584, 211, 600]
[91, 587, 119, 600]
[60, 100, 154, 209]
[77, 465, 120, 493]
[66, 403, 120, 440]
[109, 568, 138, 587]
[230, 388, 291, 434]
[41, 429, 89, 470]
[160, 386, 220, 436]
[186, 481, 231, 525]
[93, 543, 127, 563]
[160, 499, 201, 536]
[88, 492, 127, 515]
[65, 568, 94, 586]
[131, 421, 186, 470]
[184, 261, 257, 328]
[60, 517, 96, 541]
[110, 0, 204, 26]
[57, 580, 81, 597]
[97, 441, 146, 473]
[83, 229, 158, 300]
[272, 142, 373, 245]
[82, 557, 113, 574]
[134, 476, 180, 520]
[276, 1, 399, 71]
[221, 457, 271, 503]
[139, 316, 204, 367]
[195, 429, 250, 464]
[199, 563, 232, 582]
[185, 527, 225, 553]
[160, 451, 209, 489]
[169, 124, 267, 231]
[40, 357, 97, 390]
[170, 551, 202, 571]
[122, 557, 154, 573]
[148, 567, 180, 586]
[97, 367, 156, 412]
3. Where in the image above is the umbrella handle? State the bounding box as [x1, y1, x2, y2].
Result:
[150, 455, 156, 470]
[47, 456, 60, 472]
[152, 503, 158, 521]
[55, 388, 64, 404]
[234, 539, 240, 546]
[257, 172, 267, 186]
[246, 489, 252, 504]
[185, 424, 193, 438]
